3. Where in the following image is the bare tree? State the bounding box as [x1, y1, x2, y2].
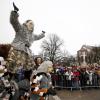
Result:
[41, 34, 63, 63]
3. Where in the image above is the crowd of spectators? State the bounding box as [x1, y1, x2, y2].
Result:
[51, 64, 100, 90]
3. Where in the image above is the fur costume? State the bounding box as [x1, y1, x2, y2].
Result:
[7, 47, 34, 72]
[0, 56, 17, 100]
[10, 10, 45, 55]
[7, 4, 45, 71]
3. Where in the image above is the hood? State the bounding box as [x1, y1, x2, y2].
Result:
[36, 61, 53, 74]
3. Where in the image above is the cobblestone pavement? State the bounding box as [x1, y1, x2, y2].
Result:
[49, 89, 100, 100]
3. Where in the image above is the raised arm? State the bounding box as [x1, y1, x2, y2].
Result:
[10, 3, 21, 32]
[34, 31, 45, 41]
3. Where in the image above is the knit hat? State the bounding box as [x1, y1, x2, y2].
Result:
[36, 61, 53, 74]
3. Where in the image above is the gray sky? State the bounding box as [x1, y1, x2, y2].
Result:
[0, 0, 100, 55]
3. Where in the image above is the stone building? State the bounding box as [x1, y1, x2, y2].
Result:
[77, 45, 93, 67]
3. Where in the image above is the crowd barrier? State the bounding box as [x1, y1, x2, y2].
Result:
[51, 74, 100, 91]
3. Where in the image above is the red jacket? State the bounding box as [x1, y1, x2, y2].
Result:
[73, 71, 80, 81]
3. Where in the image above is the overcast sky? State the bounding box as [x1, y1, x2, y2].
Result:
[0, 0, 100, 55]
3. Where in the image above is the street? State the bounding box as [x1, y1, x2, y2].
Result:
[49, 89, 100, 100]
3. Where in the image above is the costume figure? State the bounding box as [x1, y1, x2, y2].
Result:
[12, 70, 31, 100]
[7, 2, 45, 72]
[0, 56, 17, 100]
[30, 61, 53, 100]
[30, 61, 61, 100]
